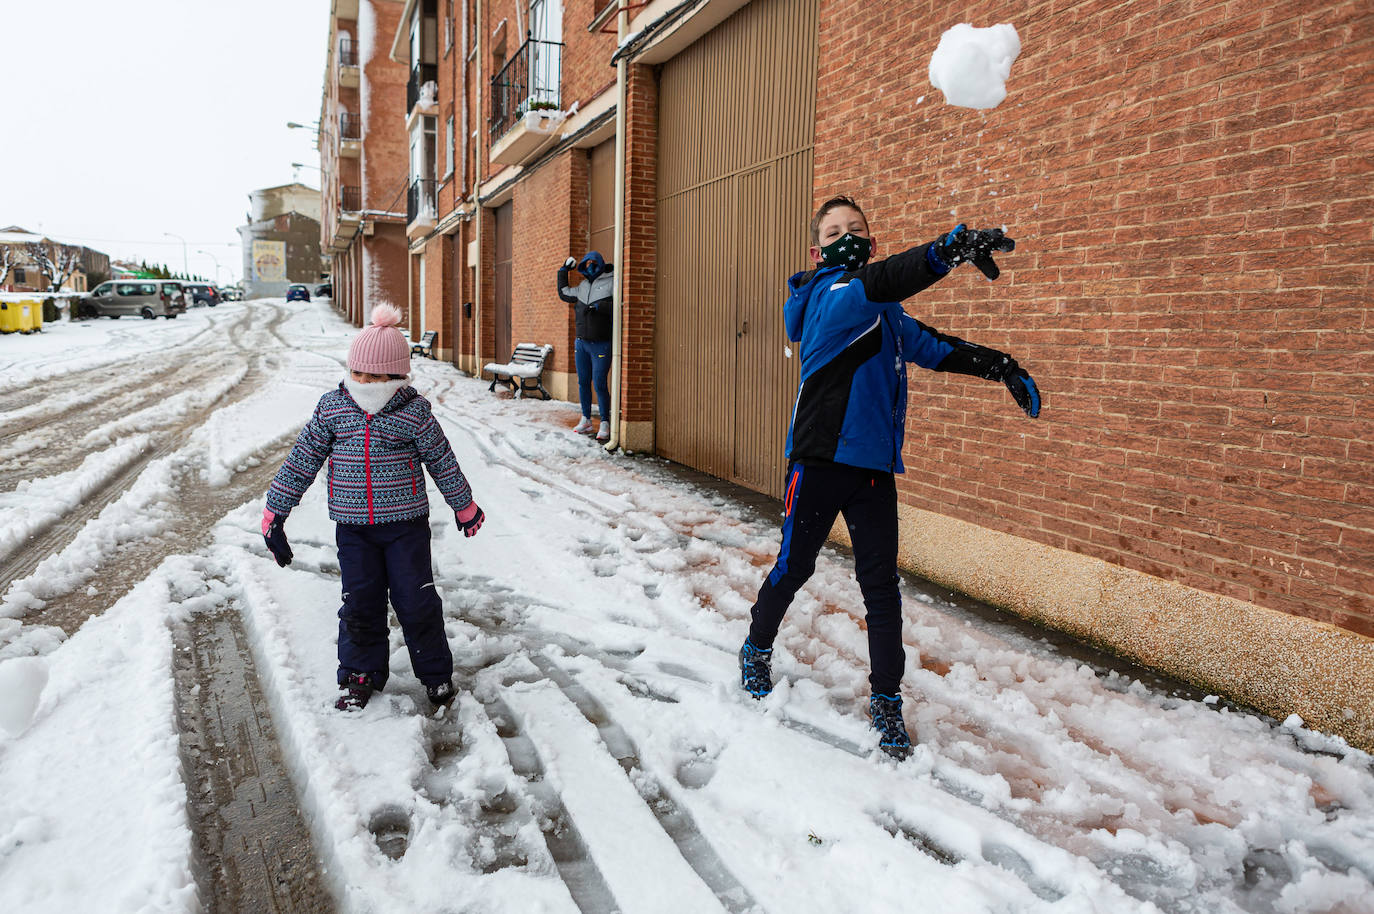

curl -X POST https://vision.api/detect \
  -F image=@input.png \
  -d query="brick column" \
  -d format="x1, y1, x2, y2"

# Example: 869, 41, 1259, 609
619, 63, 658, 450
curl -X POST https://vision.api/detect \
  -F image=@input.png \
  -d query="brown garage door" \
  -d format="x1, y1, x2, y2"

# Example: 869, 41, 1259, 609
655, 0, 816, 497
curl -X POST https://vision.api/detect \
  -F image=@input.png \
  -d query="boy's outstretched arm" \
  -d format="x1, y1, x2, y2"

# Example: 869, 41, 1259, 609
901, 315, 1041, 418
848, 241, 949, 304
851, 225, 1015, 302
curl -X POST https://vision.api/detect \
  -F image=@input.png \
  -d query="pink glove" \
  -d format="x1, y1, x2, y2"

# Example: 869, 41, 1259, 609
456, 502, 485, 538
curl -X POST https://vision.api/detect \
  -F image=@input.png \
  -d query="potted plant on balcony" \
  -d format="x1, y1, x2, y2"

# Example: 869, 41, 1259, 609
520, 100, 565, 134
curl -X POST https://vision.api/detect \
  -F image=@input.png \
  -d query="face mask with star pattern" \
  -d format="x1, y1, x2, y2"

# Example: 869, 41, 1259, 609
819, 232, 871, 270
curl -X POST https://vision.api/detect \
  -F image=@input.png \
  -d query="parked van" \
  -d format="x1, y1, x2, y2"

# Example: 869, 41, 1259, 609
82, 280, 188, 319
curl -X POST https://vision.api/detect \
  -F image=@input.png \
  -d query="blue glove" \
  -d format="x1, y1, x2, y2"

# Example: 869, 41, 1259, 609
1003, 365, 1040, 418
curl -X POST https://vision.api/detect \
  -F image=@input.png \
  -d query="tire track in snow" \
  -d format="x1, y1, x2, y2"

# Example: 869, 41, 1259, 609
172, 573, 333, 913
526, 652, 761, 914
475, 689, 621, 914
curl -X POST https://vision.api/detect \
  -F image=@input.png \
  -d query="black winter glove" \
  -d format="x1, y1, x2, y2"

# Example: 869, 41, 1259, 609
262, 509, 293, 567
936, 341, 1041, 418
933, 224, 1016, 280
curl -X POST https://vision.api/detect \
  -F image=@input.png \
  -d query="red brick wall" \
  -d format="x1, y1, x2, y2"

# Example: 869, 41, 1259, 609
478, 205, 496, 364
355, 0, 410, 322
561, 1, 619, 109
511, 151, 581, 376
620, 63, 658, 424
816, 0, 1373, 634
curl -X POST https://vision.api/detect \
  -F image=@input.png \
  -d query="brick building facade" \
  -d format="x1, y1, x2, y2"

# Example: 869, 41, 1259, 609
321, 0, 1374, 748
322, 0, 411, 328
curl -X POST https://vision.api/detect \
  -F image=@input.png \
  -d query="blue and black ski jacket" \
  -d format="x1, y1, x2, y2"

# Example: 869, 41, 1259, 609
784, 242, 973, 474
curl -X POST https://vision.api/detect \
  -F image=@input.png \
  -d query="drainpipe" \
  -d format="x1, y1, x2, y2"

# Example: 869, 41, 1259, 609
473, 0, 484, 374
605, 0, 629, 453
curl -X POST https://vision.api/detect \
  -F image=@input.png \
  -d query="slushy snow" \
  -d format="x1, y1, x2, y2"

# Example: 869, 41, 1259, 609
1, 302, 1372, 913
928, 23, 1022, 110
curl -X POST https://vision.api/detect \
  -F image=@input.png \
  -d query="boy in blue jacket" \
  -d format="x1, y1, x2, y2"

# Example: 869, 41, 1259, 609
739, 196, 1039, 759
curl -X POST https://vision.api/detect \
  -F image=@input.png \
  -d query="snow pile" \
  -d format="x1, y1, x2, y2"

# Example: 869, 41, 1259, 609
0, 559, 199, 913
0, 657, 47, 735
928, 23, 1022, 110
0, 435, 150, 562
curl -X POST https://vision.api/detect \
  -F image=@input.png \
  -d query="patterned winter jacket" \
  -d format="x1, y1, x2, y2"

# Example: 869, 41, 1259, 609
266, 383, 473, 525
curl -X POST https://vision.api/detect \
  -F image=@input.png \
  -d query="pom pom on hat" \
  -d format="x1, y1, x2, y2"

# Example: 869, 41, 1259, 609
369, 304, 403, 328
349, 303, 411, 375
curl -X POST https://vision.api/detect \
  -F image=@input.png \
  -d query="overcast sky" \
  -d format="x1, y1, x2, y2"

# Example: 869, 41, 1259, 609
0, 0, 332, 286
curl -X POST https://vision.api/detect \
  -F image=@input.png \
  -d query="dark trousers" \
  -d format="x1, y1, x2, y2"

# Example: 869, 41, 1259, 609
575, 337, 612, 420
747, 462, 905, 695
336, 517, 453, 689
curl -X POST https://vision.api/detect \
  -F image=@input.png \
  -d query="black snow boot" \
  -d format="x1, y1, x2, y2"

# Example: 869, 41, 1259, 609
739, 638, 773, 699
869, 693, 913, 760
426, 679, 457, 707
335, 672, 377, 711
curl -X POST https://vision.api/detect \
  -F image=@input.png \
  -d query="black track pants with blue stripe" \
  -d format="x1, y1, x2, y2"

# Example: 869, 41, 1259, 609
747, 461, 905, 696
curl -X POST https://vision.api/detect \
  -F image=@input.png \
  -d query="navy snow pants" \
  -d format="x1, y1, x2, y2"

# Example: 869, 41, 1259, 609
335, 517, 453, 689
747, 461, 905, 696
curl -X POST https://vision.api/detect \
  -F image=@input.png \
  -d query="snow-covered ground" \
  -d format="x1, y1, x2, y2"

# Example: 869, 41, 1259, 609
1, 302, 1371, 914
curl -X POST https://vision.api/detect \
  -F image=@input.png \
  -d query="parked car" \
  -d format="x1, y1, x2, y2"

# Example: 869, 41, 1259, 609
286, 284, 311, 302
82, 280, 187, 319
222, 287, 244, 301
314, 282, 332, 298
181, 282, 220, 307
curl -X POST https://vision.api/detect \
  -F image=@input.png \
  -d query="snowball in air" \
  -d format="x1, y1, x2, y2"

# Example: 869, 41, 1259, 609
928, 23, 1022, 110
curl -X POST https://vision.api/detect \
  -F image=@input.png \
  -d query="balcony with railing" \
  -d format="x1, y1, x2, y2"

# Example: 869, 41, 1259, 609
338, 36, 360, 86
338, 112, 362, 157
488, 36, 566, 166
406, 178, 437, 234
407, 63, 438, 114
332, 185, 363, 251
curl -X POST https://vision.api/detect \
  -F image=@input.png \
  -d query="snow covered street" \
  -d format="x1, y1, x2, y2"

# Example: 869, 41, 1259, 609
1, 300, 1371, 914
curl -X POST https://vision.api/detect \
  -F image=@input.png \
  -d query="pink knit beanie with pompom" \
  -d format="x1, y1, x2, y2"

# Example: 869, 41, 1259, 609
348, 304, 411, 375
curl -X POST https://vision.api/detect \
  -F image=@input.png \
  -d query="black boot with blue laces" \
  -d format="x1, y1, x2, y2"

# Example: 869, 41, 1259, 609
739, 638, 773, 699
870, 693, 913, 760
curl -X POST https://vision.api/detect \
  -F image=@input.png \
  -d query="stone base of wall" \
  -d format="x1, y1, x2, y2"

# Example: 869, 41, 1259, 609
621, 420, 654, 453
543, 369, 574, 403
829, 504, 1374, 752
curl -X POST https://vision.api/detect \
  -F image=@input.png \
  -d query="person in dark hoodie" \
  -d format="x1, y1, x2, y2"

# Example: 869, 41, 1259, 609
558, 251, 615, 441
737, 195, 1039, 760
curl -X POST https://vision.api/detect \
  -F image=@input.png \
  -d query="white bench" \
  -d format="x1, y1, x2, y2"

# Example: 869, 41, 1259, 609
483, 343, 553, 399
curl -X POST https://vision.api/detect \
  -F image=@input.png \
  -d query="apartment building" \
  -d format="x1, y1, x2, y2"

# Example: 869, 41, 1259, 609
327, 0, 1372, 749
321, 0, 412, 327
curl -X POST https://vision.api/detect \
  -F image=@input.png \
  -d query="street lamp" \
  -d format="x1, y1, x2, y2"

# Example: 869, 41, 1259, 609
196, 249, 222, 285
163, 232, 188, 277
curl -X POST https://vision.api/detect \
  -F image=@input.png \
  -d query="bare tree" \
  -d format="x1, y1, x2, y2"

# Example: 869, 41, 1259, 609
23, 240, 84, 292
0, 246, 16, 287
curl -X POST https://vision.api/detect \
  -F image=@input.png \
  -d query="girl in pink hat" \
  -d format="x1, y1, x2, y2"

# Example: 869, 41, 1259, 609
261, 304, 485, 711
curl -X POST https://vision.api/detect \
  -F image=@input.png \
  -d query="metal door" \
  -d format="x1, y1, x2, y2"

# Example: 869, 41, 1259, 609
655, 0, 816, 497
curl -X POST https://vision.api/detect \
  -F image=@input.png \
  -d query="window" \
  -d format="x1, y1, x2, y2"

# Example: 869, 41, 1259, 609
445, 115, 454, 177
410, 115, 438, 183
94, 282, 112, 295
116, 283, 137, 296
13, 268, 25, 284
140, 283, 158, 295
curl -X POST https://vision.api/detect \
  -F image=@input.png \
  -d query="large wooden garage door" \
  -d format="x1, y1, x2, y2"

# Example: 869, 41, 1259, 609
655, 0, 816, 497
